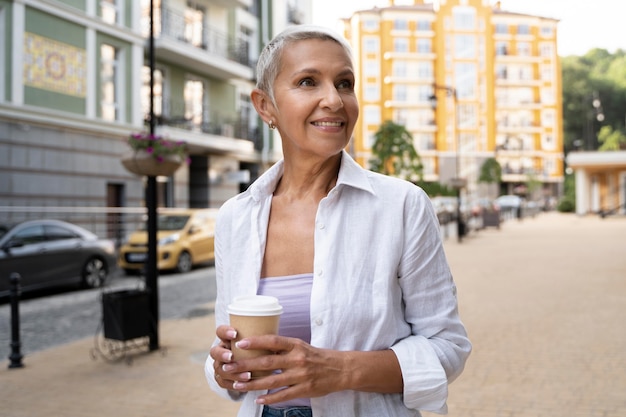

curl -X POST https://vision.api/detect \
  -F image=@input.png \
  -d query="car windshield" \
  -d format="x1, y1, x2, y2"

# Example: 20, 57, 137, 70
157, 215, 190, 231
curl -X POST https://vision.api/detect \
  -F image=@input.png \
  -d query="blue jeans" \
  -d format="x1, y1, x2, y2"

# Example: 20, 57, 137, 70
261, 406, 313, 417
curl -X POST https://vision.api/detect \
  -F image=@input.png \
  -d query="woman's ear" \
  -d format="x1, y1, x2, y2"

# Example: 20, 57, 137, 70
251, 88, 275, 124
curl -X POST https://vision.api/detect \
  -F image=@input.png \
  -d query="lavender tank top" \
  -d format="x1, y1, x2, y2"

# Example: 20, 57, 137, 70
257, 273, 313, 408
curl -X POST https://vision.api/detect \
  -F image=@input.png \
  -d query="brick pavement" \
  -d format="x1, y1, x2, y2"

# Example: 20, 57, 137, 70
2, 212, 625, 417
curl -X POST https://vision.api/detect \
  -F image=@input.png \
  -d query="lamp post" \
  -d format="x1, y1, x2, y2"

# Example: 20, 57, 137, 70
146, 0, 159, 351
429, 84, 465, 243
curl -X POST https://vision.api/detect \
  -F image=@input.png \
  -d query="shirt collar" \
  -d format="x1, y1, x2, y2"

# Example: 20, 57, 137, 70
247, 150, 375, 202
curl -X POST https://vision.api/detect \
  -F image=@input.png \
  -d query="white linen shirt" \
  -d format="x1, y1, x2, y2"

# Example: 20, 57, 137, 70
205, 151, 471, 417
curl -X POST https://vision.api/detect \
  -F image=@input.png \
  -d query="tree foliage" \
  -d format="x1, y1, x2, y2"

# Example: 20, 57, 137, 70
478, 157, 502, 184
369, 120, 424, 183
562, 48, 626, 153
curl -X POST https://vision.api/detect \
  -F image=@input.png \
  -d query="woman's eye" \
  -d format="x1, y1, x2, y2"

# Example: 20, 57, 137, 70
298, 78, 315, 87
337, 79, 354, 90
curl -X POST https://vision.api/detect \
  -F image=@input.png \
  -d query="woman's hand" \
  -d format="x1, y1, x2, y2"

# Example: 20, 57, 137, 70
220, 334, 350, 405
210, 325, 253, 390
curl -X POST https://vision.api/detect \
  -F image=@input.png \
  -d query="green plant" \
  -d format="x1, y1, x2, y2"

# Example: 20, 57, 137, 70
127, 132, 188, 163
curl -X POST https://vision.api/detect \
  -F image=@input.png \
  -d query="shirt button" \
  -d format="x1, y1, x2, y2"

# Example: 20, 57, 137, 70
318, 223, 325, 229
317, 269, 323, 276
314, 318, 323, 326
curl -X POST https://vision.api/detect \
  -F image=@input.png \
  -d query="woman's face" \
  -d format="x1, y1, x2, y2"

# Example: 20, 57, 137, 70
269, 38, 359, 160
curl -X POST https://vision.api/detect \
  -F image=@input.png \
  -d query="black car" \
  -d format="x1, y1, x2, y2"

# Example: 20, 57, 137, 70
0, 219, 117, 297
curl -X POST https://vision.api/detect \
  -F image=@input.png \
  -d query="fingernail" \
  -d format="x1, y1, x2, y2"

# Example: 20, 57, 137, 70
221, 351, 233, 362
235, 340, 250, 349
255, 398, 266, 405
226, 329, 237, 339
239, 372, 252, 381
222, 363, 235, 372
233, 381, 246, 390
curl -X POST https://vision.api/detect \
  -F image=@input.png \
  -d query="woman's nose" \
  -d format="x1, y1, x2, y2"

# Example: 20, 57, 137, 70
320, 84, 344, 111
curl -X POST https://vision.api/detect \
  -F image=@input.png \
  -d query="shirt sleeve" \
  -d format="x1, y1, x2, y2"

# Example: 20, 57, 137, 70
390, 187, 472, 413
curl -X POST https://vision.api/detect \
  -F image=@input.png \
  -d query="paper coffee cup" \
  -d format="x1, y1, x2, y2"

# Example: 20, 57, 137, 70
228, 295, 283, 378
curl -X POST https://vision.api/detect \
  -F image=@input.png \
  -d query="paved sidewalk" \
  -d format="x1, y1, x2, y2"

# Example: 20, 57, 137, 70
2, 212, 625, 416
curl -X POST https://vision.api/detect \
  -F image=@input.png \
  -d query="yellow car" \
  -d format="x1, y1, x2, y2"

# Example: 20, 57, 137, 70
118, 208, 218, 274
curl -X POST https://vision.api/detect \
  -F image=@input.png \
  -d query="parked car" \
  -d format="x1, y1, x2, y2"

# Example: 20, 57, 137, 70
495, 194, 524, 218
0, 219, 116, 297
118, 208, 218, 274
430, 196, 458, 224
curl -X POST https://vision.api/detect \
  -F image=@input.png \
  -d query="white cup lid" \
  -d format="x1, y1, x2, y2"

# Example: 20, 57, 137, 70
227, 295, 283, 316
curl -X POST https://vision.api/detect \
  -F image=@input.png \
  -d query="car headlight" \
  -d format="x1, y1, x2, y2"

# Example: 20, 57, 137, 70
159, 233, 180, 246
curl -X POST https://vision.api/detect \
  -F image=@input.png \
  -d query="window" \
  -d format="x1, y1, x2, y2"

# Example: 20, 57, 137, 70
393, 85, 408, 102
541, 64, 553, 81
540, 43, 554, 57
364, 105, 381, 126
184, 78, 205, 126
142, 66, 163, 121
541, 26, 553, 37
393, 61, 407, 77
417, 62, 433, 79
14, 225, 45, 245
496, 42, 508, 56
495, 23, 508, 34
364, 60, 379, 77
185, 3, 206, 47
458, 104, 477, 128
45, 225, 79, 241
364, 84, 379, 101
101, 44, 119, 121
517, 24, 530, 35
363, 37, 379, 53
453, 6, 476, 30
417, 20, 430, 31
363, 19, 379, 31
394, 19, 408, 31
517, 42, 531, 56
394, 38, 409, 53
417, 38, 431, 53
454, 34, 475, 58
496, 64, 508, 80
455, 62, 476, 99
101, 0, 120, 24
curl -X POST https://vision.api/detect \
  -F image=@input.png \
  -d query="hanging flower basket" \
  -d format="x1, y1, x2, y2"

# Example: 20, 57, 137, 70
121, 132, 188, 177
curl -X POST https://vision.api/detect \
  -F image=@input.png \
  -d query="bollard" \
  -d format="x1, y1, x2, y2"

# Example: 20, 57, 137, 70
8, 273, 24, 369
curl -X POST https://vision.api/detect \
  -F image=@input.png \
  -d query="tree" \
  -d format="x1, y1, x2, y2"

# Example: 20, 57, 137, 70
478, 157, 502, 184
598, 125, 626, 151
369, 120, 423, 183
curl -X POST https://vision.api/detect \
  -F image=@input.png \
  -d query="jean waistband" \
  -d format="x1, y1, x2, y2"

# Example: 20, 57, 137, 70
262, 405, 313, 417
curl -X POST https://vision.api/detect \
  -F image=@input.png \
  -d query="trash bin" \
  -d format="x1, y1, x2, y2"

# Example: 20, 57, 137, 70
102, 289, 151, 341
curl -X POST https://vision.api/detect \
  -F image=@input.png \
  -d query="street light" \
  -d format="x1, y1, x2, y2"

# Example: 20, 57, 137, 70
429, 84, 465, 243
584, 91, 604, 150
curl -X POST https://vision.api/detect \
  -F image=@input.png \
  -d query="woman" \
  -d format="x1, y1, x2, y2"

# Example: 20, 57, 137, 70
205, 25, 471, 417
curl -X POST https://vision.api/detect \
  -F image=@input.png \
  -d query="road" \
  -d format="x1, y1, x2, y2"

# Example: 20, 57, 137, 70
0, 266, 216, 362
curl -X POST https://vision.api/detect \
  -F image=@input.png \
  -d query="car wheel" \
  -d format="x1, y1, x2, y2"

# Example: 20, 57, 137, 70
175, 251, 193, 273
83, 257, 108, 288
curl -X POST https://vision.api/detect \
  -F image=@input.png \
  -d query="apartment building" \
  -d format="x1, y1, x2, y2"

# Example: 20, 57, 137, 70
341, 0, 563, 201
0, 0, 310, 227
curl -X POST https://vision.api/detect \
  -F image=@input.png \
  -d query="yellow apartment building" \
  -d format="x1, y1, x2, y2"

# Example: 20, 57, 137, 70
341, 0, 563, 202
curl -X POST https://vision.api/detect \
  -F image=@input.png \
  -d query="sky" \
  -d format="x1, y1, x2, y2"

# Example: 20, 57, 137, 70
311, 0, 626, 56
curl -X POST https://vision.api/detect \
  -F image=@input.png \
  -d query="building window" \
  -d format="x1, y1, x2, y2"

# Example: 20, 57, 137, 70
417, 62, 433, 79
517, 42, 531, 56
541, 25, 553, 37
363, 37, 379, 53
496, 41, 508, 56
417, 19, 430, 31
185, 3, 206, 48
364, 84, 380, 101
541, 64, 554, 81
364, 59, 379, 77
363, 19, 379, 31
540, 43, 554, 57
394, 38, 409, 52
142, 66, 164, 122
364, 105, 381, 126
101, 44, 119, 121
417, 38, 431, 53
458, 104, 477, 128
453, 6, 476, 30
184, 78, 205, 127
455, 62, 476, 99
495, 23, 508, 34
496, 64, 508, 80
394, 19, 408, 31
393, 85, 408, 102
101, 0, 120, 24
517, 24, 530, 35
393, 61, 407, 77
454, 34, 475, 58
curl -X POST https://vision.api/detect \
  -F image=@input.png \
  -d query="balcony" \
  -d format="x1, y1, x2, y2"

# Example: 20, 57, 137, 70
142, 7, 254, 81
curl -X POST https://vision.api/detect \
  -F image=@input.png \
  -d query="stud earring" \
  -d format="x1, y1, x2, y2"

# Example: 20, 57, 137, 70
268, 120, 275, 130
